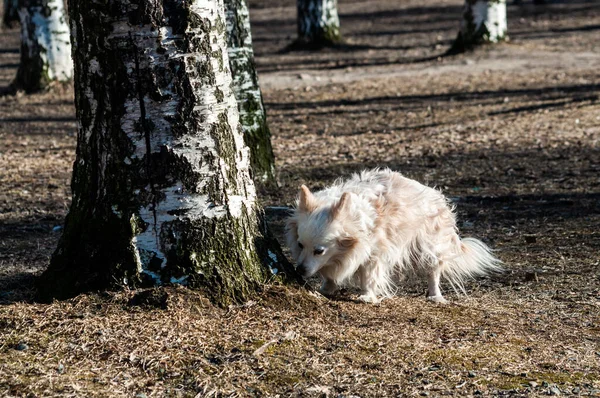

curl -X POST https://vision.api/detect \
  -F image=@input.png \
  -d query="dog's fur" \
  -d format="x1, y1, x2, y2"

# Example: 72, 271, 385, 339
285, 169, 501, 303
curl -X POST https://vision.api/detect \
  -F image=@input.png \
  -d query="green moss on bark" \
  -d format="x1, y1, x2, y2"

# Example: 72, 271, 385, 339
244, 121, 276, 184
162, 209, 267, 306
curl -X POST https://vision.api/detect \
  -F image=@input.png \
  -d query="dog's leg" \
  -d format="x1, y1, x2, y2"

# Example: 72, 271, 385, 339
319, 278, 338, 296
427, 266, 448, 304
357, 262, 381, 304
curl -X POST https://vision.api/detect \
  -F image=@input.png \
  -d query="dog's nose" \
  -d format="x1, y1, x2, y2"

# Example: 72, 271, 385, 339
296, 263, 307, 277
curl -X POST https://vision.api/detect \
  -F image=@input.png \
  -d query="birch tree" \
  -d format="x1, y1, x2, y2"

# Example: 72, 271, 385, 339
37, 0, 295, 304
449, 0, 507, 54
3, 0, 19, 28
296, 0, 341, 48
13, 0, 72, 92
225, 0, 276, 186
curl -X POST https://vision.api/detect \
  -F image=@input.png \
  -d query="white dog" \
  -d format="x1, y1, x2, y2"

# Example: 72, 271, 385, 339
285, 169, 501, 303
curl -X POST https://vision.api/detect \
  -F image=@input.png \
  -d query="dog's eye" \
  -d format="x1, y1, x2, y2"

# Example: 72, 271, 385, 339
313, 248, 325, 256
298, 242, 304, 249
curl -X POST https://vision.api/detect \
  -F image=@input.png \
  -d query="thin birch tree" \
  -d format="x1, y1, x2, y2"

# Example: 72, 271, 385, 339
449, 0, 507, 54
13, 0, 72, 92
3, 0, 19, 28
296, 0, 341, 48
225, 0, 276, 186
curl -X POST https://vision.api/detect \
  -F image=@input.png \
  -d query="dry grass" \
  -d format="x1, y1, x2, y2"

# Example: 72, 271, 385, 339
1, 0, 600, 396
1, 284, 599, 397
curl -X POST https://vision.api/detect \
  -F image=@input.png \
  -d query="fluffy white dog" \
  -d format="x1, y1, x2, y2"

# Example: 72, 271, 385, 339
285, 169, 501, 303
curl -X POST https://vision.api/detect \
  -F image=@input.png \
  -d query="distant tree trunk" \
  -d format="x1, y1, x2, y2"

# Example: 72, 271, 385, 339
13, 0, 72, 92
225, 0, 276, 187
3, 0, 19, 28
296, 0, 341, 48
37, 0, 296, 304
449, 0, 507, 54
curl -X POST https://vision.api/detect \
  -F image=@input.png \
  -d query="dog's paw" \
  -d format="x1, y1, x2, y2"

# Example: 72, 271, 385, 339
318, 289, 336, 298
358, 294, 381, 304
319, 281, 338, 297
427, 295, 449, 304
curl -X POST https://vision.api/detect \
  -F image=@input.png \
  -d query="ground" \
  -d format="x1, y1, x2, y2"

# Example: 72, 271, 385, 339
1, 0, 599, 396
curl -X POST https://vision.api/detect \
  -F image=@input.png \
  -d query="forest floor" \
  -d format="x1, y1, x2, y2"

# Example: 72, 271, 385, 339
1, 0, 600, 396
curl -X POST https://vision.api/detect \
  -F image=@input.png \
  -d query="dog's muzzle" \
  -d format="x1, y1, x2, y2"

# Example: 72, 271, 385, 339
296, 263, 309, 278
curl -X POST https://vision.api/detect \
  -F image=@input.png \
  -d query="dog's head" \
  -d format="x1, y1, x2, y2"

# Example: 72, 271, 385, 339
285, 185, 358, 278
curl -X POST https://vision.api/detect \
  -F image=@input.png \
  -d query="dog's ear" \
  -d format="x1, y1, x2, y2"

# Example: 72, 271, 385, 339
299, 185, 316, 212
285, 218, 298, 235
330, 192, 351, 221
285, 218, 300, 256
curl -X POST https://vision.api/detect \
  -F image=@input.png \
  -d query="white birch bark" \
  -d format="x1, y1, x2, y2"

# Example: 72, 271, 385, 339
225, 0, 276, 184
451, 0, 507, 53
297, 0, 341, 46
39, 0, 295, 304
15, 0, 72, 92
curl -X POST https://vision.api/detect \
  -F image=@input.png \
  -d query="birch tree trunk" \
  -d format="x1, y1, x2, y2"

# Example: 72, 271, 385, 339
14, 0, 72, 92
37, 0, 295, 304
449, 0, 507, 54
3, 0, 19, 28
296, 0, 341, 48
225, 0, 276, 186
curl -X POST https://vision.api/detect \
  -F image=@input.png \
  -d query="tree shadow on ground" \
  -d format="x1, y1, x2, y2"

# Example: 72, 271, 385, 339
0, 273, 37, 305
257, 53, 444, 73
277, 142, 600, 221
277, 40, 454, 54
0, 116, 77, 123
252, 0, 600, 73
0, 218, 64, 304
488, 95, 598, 115
269, 82, 600, 114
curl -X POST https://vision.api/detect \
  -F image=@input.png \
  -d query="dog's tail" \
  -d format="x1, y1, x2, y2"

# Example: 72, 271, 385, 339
441, 237, 502, 293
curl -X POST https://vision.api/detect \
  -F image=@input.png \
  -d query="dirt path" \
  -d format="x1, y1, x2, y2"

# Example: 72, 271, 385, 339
251, 0, 600, 90
259, 47, 600, 90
